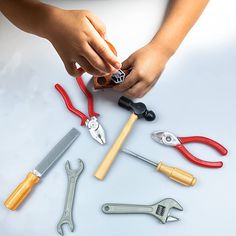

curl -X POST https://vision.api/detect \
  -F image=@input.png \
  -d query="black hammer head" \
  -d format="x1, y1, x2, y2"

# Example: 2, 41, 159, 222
118, 96, 156, 121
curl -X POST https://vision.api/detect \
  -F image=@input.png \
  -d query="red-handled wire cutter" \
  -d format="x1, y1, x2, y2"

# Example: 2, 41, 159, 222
151, 131, 228, 168
55, 76, 106, 145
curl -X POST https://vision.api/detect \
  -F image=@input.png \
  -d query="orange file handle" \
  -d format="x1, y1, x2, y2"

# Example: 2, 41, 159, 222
4, 172, 40, 210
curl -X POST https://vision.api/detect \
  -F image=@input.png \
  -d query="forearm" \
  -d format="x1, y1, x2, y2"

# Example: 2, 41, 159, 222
0, 0, 56, 38
151, 0, 209, 57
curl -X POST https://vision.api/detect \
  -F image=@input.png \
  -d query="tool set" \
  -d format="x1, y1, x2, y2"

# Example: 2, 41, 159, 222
55, 76, 106, 145
151, 131, 228, 168
4, 128, 80, 210
122, 149, 196, 186
102, 198, 183, 224
57, 159, 84, 236
3, 64, 229, 233
95, 96, 156, 180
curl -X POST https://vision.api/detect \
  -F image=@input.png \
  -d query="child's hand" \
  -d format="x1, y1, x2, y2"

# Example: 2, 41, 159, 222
46, 9, 121, 77
114, 43, 171, 98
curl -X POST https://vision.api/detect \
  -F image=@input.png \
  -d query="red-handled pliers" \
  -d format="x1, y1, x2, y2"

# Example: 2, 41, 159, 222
55, 76, 106, 145
151, 131, 228, 168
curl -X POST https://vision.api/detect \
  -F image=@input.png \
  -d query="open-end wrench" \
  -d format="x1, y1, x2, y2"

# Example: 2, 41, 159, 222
57, 159, 84, 236
102, 198, 183, 224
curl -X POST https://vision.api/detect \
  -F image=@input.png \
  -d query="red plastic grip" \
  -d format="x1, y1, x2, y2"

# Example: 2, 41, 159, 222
175, 144, 223, 168
55, 84, 88, 126
76, 76, 99, 118
179, 136, 228, 156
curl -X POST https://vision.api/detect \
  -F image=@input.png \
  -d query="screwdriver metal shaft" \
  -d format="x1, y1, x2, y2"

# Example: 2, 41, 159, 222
121, 148, 196, 187
122, 149, 157, 167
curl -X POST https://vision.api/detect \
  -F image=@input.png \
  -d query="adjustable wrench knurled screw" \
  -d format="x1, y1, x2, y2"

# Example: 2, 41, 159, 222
57, 159, 84, 236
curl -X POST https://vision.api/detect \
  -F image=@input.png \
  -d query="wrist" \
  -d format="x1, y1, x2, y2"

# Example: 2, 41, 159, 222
29, 2, 61, 39
149, 36, 177, 60
23, 1, 61, 39
147, 40, 174, 65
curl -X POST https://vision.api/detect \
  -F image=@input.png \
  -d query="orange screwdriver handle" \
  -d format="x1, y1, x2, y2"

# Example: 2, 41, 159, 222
4, 172, 40, 210
157, 162, 197, 186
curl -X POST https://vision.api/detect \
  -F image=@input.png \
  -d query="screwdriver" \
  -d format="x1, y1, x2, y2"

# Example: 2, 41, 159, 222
122, 149, 196, 186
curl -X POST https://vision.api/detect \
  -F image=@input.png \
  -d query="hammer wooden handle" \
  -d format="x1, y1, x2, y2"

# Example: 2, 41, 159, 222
95, 113, 138, 180
4, 172, 40, 210
157, 162, 197, 186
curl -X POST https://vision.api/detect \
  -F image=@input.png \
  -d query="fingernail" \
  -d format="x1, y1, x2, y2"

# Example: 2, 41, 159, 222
115, 62, 121, 69
111, 69, 118, 74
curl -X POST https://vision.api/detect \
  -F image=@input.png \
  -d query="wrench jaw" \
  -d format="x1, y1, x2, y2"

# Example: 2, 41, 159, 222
65, 159, 84, 177
57, 216, 74, 236
166, 215, 180, 223
153, 198, 183, 224
57, 224, 64, 236
57, 217, 74, 236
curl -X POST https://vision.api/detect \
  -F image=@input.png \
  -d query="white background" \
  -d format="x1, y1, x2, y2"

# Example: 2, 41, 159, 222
0, 0, 236, 235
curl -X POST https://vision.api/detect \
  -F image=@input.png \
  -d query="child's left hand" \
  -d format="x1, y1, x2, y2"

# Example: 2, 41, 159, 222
114, 42, 171, 98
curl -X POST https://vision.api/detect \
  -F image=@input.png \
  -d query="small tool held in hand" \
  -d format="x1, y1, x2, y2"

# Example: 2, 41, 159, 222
102, 198, 183, 224
4, 128, 80, 211
151, 131, 228, 168
55, 76, 106, 145
57, 159, 84, 236
93, 41, 128, 89
94, 96, 156, 180
122, 149, 196, 186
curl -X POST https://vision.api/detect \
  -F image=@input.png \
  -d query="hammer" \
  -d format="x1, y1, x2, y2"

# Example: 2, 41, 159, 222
94, 96, 156, 180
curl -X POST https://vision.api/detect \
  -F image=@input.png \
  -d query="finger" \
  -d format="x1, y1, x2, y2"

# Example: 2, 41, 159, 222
130, 78, 158, 98
88, 31, 121, 70
63, 60, 78, 77
138, 84, 153, 97
76, 56, 106, 76
77, 67, 85, 77
121, 56, 134, 70
82, 43, 114, 73
125, 81, 148, 98
113, 69, 138, 92
86, 13, 107, 38
140, 76, 160, 96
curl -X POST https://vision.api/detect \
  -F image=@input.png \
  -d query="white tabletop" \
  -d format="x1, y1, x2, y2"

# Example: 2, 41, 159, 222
0, 0, 236, 235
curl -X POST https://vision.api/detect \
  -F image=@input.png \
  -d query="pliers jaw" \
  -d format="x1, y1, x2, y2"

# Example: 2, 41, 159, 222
151, 131, 180, 146
86, 117, 106, 145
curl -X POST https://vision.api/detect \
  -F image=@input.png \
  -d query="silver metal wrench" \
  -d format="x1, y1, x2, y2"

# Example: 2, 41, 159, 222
57, 159, 84, 235
102, 198, 183, 224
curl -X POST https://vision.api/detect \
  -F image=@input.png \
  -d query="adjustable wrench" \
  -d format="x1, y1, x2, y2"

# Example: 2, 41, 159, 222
102, 198, 183, 224
57, 159, 84, 235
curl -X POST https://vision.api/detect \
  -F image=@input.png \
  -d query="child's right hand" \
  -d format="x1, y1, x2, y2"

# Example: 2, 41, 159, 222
45, 9, 121, 77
